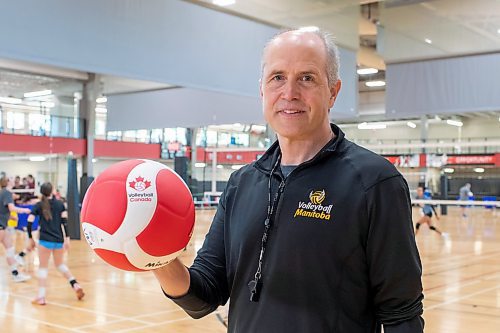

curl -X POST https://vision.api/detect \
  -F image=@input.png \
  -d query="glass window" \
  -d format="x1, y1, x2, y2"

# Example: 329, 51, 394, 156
95, 118, 106, 136
136, 129, 149, 142
218, 132, 231, 146
206, 130, 218, 146
164, 128, 187, 145
6, 112, 24, 130
233, 133, 249, 146
29, 113, 51, 133
107, 131, 122, 140
151, 129, 163, 143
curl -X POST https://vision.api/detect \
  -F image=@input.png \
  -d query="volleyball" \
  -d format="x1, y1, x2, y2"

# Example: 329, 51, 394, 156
81, 159, 195, 271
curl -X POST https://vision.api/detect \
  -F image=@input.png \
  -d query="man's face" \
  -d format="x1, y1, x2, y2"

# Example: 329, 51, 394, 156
417, 188, 424, 196
260, 31, 341, 141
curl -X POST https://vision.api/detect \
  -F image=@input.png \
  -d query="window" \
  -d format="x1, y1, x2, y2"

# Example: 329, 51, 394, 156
29, 113, 50, 133
6, 112, 24, 130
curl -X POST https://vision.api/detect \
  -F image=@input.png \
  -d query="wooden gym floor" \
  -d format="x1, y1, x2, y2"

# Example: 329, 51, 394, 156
1, 206, 499, 332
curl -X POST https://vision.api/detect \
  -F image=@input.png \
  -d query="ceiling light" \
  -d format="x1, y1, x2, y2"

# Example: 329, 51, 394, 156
41, 101, 55, 108
446, 119, 463, 127
92, 158, 98, 163
251, 124, 267, 133
365, 80, 386, 87
216, 164, 223, 169
95, 107, 107, 114
497, 28, 500, 34
357, 68, 379, 75
96, 96, 107, 104
195, 162, 206, 168
443, 168, 454, 173
231, 165, 245, 170
24, 90, 52, 98
406, 121, 417, 128
0, 97, 22, 104
212, 0, 235, 6
29, 156, 46, 162
358, 122, 387, 130
425, 38, 432, 44
473, 168, 485, 173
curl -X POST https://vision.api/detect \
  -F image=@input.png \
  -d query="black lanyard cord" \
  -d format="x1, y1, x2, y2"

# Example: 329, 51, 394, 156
248, 155, 282, 302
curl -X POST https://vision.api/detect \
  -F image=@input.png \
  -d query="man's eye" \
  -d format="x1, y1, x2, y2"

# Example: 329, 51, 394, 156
301, 75, 314, 82
272, 75, 285, 81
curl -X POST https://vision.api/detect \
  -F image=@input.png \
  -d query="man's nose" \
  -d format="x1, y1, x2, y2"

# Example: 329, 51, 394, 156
281, 80, 300, 100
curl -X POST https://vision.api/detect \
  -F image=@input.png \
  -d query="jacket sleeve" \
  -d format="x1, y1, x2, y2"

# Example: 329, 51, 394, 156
169, 188, 230, 319
365, 175, 424, 332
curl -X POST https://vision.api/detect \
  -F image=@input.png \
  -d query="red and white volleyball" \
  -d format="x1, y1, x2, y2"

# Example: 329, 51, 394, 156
81, 159, 195, 271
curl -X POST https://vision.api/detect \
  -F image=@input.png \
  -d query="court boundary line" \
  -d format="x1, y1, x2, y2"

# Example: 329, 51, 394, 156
425, 284, 500, 310
1, 290, 150, 324
73, 308, 183, 330
0, 308, 81, 333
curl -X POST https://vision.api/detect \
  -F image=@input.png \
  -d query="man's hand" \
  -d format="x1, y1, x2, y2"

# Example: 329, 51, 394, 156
152, 258, 190, 298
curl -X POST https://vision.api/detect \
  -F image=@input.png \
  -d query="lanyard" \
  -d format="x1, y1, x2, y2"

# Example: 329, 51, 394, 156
248, 155, 284, 302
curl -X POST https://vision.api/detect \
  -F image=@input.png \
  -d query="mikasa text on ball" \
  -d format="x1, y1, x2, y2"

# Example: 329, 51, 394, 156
81, 159, 195, 271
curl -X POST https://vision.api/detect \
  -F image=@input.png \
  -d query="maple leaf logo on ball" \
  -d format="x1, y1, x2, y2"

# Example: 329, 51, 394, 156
129, 176, 152, 192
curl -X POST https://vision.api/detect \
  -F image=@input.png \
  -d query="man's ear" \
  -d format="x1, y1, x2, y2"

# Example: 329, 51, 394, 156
259, 78, 263, 98
329, 79, 342, 108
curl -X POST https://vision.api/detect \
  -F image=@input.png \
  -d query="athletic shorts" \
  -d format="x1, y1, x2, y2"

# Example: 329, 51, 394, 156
39, 240, 64, 250
424, 211, 433, 218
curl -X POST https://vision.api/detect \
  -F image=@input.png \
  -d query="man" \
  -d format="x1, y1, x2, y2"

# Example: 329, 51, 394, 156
153, 28, 424, 332
459, 183, 472, 218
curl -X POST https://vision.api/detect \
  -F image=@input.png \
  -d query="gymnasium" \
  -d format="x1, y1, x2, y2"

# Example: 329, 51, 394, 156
0, 0, 499, 332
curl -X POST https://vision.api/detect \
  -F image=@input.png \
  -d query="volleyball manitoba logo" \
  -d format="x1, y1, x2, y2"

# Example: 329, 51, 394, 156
310, 190, 326, 205
294, 189, 333, 221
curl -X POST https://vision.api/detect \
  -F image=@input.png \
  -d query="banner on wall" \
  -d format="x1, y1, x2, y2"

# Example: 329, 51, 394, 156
445, 154, 496, 165
384, 153, 499, 168
384, 154, 420, 167
426, 154, 448, 168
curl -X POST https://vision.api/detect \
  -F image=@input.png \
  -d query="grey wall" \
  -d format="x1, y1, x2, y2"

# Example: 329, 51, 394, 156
386, 53, 500, 117
107, 87, 263, 130
1, 0, 358, 129
0, 0, 275, 97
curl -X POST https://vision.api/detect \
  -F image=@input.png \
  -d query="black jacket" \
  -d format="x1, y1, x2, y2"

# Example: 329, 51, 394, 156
171, 124, 424, 332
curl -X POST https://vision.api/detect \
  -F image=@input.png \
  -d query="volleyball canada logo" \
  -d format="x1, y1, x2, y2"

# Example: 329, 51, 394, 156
294, 190, 333, 221
129, 176, 151, 192
128, 176, 154, 202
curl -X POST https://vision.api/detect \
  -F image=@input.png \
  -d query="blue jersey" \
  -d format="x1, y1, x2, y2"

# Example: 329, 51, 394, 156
416, 194, 433, 215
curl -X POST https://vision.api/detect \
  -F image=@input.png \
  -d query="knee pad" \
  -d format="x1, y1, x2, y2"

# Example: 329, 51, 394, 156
6, 247, 15, 258
57, 264, 69, 274
430, 226, 436, 231
37, 268, 48, 279
415, 223, 421, 230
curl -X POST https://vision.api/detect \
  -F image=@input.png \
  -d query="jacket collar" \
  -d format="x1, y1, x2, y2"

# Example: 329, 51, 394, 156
254, 123, 346, 173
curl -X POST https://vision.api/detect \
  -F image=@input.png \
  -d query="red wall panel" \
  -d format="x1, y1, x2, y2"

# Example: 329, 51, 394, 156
94, 140, 160, 159
0, 134, 86, 155
0, 134, 160, 159
195, 147, 265, 164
